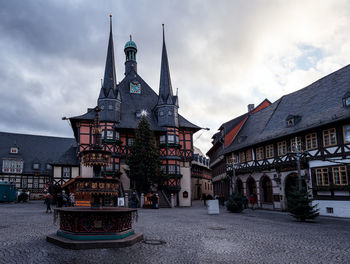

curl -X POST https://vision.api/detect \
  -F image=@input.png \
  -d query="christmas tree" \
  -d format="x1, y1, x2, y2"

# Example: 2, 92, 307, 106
287, 187, 319, 222
126, 115, 162, 194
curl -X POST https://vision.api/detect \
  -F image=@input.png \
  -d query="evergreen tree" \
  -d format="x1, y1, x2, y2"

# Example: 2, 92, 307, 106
126, 115, 162, 194
226, 192, 243, 213
287, 187, 319, 222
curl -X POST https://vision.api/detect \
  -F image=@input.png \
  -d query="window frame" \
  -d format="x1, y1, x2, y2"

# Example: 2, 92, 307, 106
290, 137, 302, 152
315, 168, 329, 186
256, 147, 264, 160
323, 128, 337, 147
239, 151, 246, 163
265, 144, 274, 159
332, 166, 348, 186
343, 125, 350, 144
277, 141, 287, 156
305, 133, 318, 150
246, 149, 252, 162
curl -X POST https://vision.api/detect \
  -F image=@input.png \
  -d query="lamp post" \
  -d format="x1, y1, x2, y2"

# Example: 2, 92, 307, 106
290, 137, 305, 191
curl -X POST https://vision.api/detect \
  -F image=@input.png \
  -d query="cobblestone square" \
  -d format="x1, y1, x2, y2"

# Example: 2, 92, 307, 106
0, 201, 349, 264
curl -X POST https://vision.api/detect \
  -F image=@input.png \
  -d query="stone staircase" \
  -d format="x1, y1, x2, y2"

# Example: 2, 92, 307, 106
157, 190, 171, 208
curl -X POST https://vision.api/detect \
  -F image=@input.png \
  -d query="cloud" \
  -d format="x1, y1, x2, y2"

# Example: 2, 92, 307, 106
1, 0, 350, 155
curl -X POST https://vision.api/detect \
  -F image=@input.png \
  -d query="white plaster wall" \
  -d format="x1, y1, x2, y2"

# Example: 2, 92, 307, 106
179, 165, 191, 206
309, 159, 350, 168
72, 167, 79, 178
53, 167, 61, 179
313, 200, 350, 218
80, 164, 93, 178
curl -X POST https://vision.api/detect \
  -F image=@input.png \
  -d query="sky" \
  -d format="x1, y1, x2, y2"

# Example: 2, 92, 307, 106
1, 0, 350, 155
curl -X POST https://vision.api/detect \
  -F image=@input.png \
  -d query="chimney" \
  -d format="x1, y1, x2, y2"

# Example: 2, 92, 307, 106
248, 104, 255, 112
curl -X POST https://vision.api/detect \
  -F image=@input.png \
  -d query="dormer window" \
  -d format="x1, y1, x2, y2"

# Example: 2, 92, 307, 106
342, 92, 350, 107
33, 163, 40, 170
286, 115, 301, 127
10, 147, 18, 154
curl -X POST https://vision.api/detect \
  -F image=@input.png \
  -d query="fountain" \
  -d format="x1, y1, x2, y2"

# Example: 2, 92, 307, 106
47, 107, 143, 249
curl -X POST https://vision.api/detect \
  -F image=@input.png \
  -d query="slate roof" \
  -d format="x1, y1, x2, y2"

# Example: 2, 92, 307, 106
70, 24, 200, 135
222, 64, 350, 155
0, 132, 77, 175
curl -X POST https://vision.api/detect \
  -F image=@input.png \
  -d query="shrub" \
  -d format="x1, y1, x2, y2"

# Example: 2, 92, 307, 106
226, 193, 243, 213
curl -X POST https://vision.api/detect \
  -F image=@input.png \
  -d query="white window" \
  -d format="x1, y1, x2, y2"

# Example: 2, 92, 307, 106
46, 164, 52, 170
176, 135, 180, 144
168, 135, 175, 144
10, 147, 18, 154
106, 130, 113, 139
128, 138, 134, 146
115, 131, 120, 140
33, 178, 39, 189
22, 178, 28, 188
160, 135, 166, 144
33, 163, 40, 170
63, 167, 71, 178
2, 159, 24, 174
168, 165, 176, 174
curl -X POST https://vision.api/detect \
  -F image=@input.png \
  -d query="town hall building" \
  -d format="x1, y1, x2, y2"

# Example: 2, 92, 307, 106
68, 17, 200, 206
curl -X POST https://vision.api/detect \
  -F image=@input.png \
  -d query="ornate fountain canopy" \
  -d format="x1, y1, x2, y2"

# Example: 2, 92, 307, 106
80, 149, 111, 167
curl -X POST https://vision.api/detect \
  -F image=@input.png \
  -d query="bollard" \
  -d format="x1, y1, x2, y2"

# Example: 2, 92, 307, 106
140, 193, 144, 208
170, 193, 175, 208
124, 193, 129, 208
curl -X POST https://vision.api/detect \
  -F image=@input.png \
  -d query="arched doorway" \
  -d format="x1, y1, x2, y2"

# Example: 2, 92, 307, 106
246, 177, 256, 197
260, 176, 272, 203
285, 173, 307, 202
236, 178, 243, 194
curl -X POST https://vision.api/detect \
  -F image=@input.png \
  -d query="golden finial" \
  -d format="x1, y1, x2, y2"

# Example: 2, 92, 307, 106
109, 14, 112, 18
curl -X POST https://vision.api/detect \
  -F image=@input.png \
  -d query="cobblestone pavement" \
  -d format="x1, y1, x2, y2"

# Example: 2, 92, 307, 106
0, 201, 350, 264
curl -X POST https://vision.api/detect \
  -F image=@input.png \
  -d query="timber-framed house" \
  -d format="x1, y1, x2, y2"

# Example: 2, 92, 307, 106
217, 65, 350, 217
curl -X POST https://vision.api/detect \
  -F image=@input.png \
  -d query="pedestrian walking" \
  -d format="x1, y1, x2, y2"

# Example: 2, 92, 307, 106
202, 193, 207, 206
45, 193, 53, 213
249, 194, 256, 210
69, 192, 75, 207
62, 191, 68, 207
242, 195, 248, 209
152, 193, 158, 209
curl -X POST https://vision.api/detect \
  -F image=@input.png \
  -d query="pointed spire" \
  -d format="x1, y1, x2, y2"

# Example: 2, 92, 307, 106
158, 24, 174, 103
102, 14, 117, 94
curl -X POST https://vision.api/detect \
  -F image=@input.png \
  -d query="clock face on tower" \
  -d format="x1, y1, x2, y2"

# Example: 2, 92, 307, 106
129, 81, 141, 94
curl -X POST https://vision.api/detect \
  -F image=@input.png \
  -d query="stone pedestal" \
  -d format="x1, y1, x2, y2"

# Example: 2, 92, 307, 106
47, 207, 143, 249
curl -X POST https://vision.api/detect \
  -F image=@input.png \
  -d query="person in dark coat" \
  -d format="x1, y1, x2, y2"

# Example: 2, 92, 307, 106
45, 193, 53, 213
152, 193, 158, 209
202, 193, 207, 206
242, 195, 248, 209
130, 192, 138, 208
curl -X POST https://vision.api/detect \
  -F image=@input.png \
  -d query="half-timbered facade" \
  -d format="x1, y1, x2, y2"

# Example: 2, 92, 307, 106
221, 65, 350, 217
0, 132, 78, 199
207, 100, 271, 200
68, 19, 200, 206
191, 147, 212, 200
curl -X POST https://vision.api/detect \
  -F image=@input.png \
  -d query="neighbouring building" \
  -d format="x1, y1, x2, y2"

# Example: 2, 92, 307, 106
207, 100, 271, 200
68, 18, 200, 206
191, 146, 212, 200
0, 132, 79, 199
216, 65, 350, 217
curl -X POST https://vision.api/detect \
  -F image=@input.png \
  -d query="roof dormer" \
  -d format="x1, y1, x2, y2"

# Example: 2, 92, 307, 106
286, 115, 302, 127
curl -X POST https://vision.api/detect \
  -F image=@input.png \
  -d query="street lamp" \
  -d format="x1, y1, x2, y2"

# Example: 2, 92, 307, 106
288, 137, 308, 191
